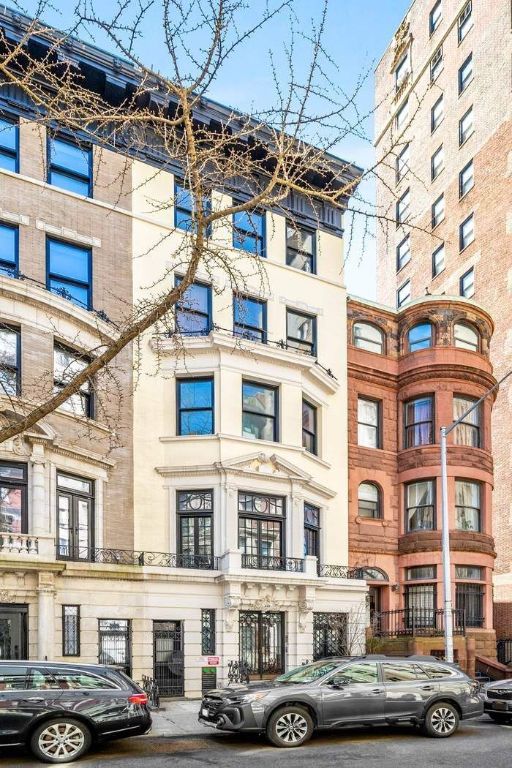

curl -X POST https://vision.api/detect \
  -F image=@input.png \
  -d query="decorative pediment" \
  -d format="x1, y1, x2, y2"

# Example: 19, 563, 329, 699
215, 452, 312, 482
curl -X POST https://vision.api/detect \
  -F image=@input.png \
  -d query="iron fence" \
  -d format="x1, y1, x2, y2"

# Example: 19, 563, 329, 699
141, 675, 160, 709
372, 608, 465, 638
497, 639, 512, 666
241, 554, 304, 572
318, 564, 361, 579
56, 546, 219, 570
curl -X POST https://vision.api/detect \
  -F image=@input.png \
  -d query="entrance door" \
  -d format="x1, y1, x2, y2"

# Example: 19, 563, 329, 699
0, 605, 27, 660
239, 611, 284, 679
56, 473, 94, 560
313, 613, 348, 660
153, 621, 184, 697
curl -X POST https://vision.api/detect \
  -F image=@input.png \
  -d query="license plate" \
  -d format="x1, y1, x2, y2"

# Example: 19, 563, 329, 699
493, 701, 508, 711
201, 708, 209, 717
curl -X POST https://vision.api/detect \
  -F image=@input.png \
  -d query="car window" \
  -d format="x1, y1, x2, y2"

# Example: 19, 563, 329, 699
275, 660, 342, 683
329, 663, 378, 685
382, 663, 426, 683
0, 666, 28, 690
29, 667, 118, 690
29, 669, 61, 690
420, 663, 455, 680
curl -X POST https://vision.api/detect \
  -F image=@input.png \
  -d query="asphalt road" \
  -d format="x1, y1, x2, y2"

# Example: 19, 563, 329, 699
1, 717, 509, 767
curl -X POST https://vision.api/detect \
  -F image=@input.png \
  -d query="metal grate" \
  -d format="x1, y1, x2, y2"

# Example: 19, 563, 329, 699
313, 613, 348, 660
62, 605, 80, 656
153, 620, 184, 697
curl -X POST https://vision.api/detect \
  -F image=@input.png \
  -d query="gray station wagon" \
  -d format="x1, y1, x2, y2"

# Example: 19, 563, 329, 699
199, 655, 483, 748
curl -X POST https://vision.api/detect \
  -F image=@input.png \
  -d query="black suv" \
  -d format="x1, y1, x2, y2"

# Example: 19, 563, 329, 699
0, 661, 151, 763
199, 655, 483, 748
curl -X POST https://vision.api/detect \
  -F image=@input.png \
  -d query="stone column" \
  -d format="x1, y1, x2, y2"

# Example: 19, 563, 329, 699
37, 572, 56, 660
29, 441, 48, 537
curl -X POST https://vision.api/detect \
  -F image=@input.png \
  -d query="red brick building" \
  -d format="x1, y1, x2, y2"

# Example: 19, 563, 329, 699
347, 295, 496, 664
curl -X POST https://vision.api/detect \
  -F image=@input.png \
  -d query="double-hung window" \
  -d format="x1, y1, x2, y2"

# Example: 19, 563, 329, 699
174, 180, 211, 234
286, 222, 315, 273
431, 194, 445, 228
459, 106, 474, 145
0, 116, 18, 172
431, 145, 444, 180
453, 395, 480, 447
397, 279, 411, 308
0, 223, 18, 277
459, 213, 474, 250
455, 479, 480, 531
233, 295, 266, 342
395, 99, 409, 131
177, 490, 214, 568
430, 46, 443, 81
458, 54, 473, 94
454, 323, 479, 351
432, 243, 445, 277
358, 483, 381, 519
396, 144, 410, 183
233, 208, 265, 256
460, 267, 475, 298
353, 323, 384, 354
395, 52, 410, 90
302, 399, 317, 455
48, 136, 92, 196
175, 277, 211, 335
286, 309, 316, 356
396, 188, 410, 226
54, 344, 93, 419
238, 491, 285, 569
408, 322, 433, 352
404, 395, 434, 448
357, 398, 380, 448
396, 235, 411, 271
0, 462, 27, 534
431, 95, 444, 133
406, 480, 435, 531
304, 503, 320, 559
177, 377, 214, 435
458, 2, 472, 42
459, 160, 474, 198
429, 1, 442, 35
242, 380, 278, 441
0, 325, 20, 397
47, 238, 92, 310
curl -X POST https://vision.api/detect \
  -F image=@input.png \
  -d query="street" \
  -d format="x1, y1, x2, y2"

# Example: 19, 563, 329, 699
0, 717, 509, 767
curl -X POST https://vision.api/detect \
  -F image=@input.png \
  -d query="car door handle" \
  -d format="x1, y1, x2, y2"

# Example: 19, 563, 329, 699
19, 698, 44, 703
371, 688, 383, 694
421, 685, 434, 691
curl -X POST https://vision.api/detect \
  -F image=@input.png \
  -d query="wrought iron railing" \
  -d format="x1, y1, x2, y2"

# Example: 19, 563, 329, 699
141, 675, 161, 709
497, 639, 512, 666
241, 554, 304, 572
371, 608, 466, 638
56, 546, 219, 570
227, 660, 251, 685
318, 564, 362, 579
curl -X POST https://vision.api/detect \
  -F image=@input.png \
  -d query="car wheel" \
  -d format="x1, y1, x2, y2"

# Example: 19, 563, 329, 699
488, 713, 512, 724
30, 718, 92, 764
422, 702, 459, 738
266, 706, 314, 748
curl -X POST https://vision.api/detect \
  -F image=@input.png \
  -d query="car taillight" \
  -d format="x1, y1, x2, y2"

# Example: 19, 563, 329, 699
129, 693, 148, 705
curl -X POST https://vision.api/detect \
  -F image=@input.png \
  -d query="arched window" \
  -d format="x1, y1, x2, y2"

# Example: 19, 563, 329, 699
353, 322, 384, 354
454, 322, 479, 351
408, 322, 433, 352
358, 483, 382, 519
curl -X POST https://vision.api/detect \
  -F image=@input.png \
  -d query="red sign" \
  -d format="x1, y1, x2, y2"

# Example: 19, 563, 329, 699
207, 656, 220, 666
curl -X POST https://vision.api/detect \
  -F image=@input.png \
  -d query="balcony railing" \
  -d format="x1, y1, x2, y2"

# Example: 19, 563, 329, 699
56, 546, 219, 570
0, 533, 39, 555
241, 554, 304, 572
318, 564, 362, 579
372, 608, 466, 638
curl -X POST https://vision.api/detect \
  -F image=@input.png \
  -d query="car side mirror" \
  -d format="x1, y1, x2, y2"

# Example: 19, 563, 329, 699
326, 679, 344, 689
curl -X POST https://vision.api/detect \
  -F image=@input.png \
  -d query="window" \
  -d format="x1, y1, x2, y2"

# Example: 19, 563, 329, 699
177, 490, 214, 568
242, 380, 278, 441
382, 663, 426, 683
0, 665, 28, 690
397, 279, 411, 308
177, 377, 214, 436
201, 609, 216, 654
358, 482, 381, 519
396, 235, 411, 271
233, 208, 265, 256
396, 143, 410, 183
458, 2, 473, 42
395, 52, 411, 89
406, 480, 435, 531
286, 309, 316, 356
174, 180, 211, 234
459, 213, 474, 250
286, 222, 315, 273
431, 194, 445, 228
456, 583, 483, 627
353, 322, 384, 354
30, 667, 117, 690
395, 99, 409, 131
48, 136, 92, 196
459, 160, 474, 198
408, 322, 433, 352
458, 54, 473, 94
406, 565, 436, 580
62, 605, 80, 656
0, 222, 18, 277
431, 95, 444, 132
430, 46, 443, 81
421, 663, 457, 679
0, 325, 20, 396
453, 395, 480, 447
0, 115, 18, 172
54, 344, 92, 419
455, 565, 482, 580
404, 584, 436, 625
460, 267, 474, 298
357, 398, 380, 448
459, 106, 474, 145
56, 472, 94, 561
304, 503, 320, 559
302, 399, 317, 454
98, 619, 131, 676
454, 323, 479, 351
0, 462, 27, 534
47, 238, 92, 310
234, 295, 266, 342
429, 1, 442, 34
431, 145, 444, 180
238, 491, 285, 568
175, 277, 211, 335
396, 188, 410, 226
455, 479, 480, 531
330, 663, 378, 686
432, 243, 445, 277
404, 396, 434, 448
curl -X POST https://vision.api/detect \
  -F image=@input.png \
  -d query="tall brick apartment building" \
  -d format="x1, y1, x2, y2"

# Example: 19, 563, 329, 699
374, 0, 512, 637
347, 295, 497, 668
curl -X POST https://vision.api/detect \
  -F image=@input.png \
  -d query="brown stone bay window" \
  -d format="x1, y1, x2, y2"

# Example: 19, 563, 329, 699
406, 480, 435, 532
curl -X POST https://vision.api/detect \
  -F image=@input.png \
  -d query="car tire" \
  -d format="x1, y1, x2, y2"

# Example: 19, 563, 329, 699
422, 702, 459, 738
29, 718, 92, 764
488, 713, 512, 724
266, 705, 314, 748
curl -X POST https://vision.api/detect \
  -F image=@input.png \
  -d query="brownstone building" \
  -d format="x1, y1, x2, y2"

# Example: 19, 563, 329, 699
347, 294, 496, 667
374, 0, 512, 638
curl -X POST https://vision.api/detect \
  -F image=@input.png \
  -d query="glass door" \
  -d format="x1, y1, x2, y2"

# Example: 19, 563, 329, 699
56, 473, 94, 560
0, 605, 27, 659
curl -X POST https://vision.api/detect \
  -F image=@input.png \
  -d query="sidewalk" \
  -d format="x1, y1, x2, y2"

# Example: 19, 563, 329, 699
146, 699, 209, 738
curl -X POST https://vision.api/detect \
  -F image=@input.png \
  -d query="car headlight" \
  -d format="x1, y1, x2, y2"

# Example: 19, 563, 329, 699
230, 691, 269, 704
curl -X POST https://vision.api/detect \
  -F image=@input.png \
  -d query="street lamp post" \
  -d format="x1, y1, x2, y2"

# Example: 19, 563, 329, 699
440, 369, 512, 663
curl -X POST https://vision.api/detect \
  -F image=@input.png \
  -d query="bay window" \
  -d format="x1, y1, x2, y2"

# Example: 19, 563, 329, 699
406, 480, 435, 531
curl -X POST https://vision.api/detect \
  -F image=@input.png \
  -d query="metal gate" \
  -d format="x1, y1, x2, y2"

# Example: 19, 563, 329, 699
98, 619, 131, 676
239, 611, 284, 679
153, 621, 184, 697
313, 613, 348, 660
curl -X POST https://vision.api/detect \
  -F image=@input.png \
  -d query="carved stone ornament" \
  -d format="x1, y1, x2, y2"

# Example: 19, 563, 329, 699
390, 18, 411, 72
0, 589, 17, 603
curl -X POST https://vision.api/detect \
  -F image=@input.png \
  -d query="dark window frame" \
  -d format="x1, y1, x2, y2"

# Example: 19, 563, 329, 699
286, 308, 317, 356
431, 194, 445, 229
455, 478, 481, 532
47, 134, 92, 197
46, 237, 92, 311
432, 243, 445, 278
459, 160, 474, 199
0, 221, 19, 278
286, 220, 316, 273
62, 605, 81, 656
457, 1, 473, 43
458, 53, 473, 94
460, 267, 474, 298
174, 275, 212, 336
453, 323, 479, 352
176, 489, 214, 568
53, 342, 94, 420
396, 188, 410, 227
233, 294, 267, 343
429, 0, 442, 35
453, 394, 481, 447
459, 106, 474, 146
405, 479, 436, 532
431, 94, 444, 133
459, 212, 475, 251
56, 471, 95, 561
396, 143, 410, 183
201, 608, 216, 655
357, 482, 382, 519
302, 398, 317, 455
396, 234, 411, 272
397, 279, 411, 308
176, 376, 214, 436
430, 46, 443, 82
357, 396, 381, 449
0, 323, 21, 397
353, 322, 385, 354
408, 322, 434, 352
0, 113, 19, 173
174, 179, 211, 235
456, 581, 483, 627
98, 618, 131, 677
431, 144, 444, 180
242, 379, 279, 442
304, 502, 320, 559
403, 395, 434, 448
232, 206, 266, 257
0, 460, 28, 534
238, 491, 286, 564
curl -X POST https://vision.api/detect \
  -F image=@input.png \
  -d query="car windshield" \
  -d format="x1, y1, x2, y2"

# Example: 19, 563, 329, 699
274, 660, 342, 684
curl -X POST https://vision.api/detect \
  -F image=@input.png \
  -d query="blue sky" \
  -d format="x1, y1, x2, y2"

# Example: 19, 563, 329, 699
14, 0, 411, 299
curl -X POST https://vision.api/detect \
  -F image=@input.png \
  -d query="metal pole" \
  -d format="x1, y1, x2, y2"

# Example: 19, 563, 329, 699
440, 426, 454, 663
